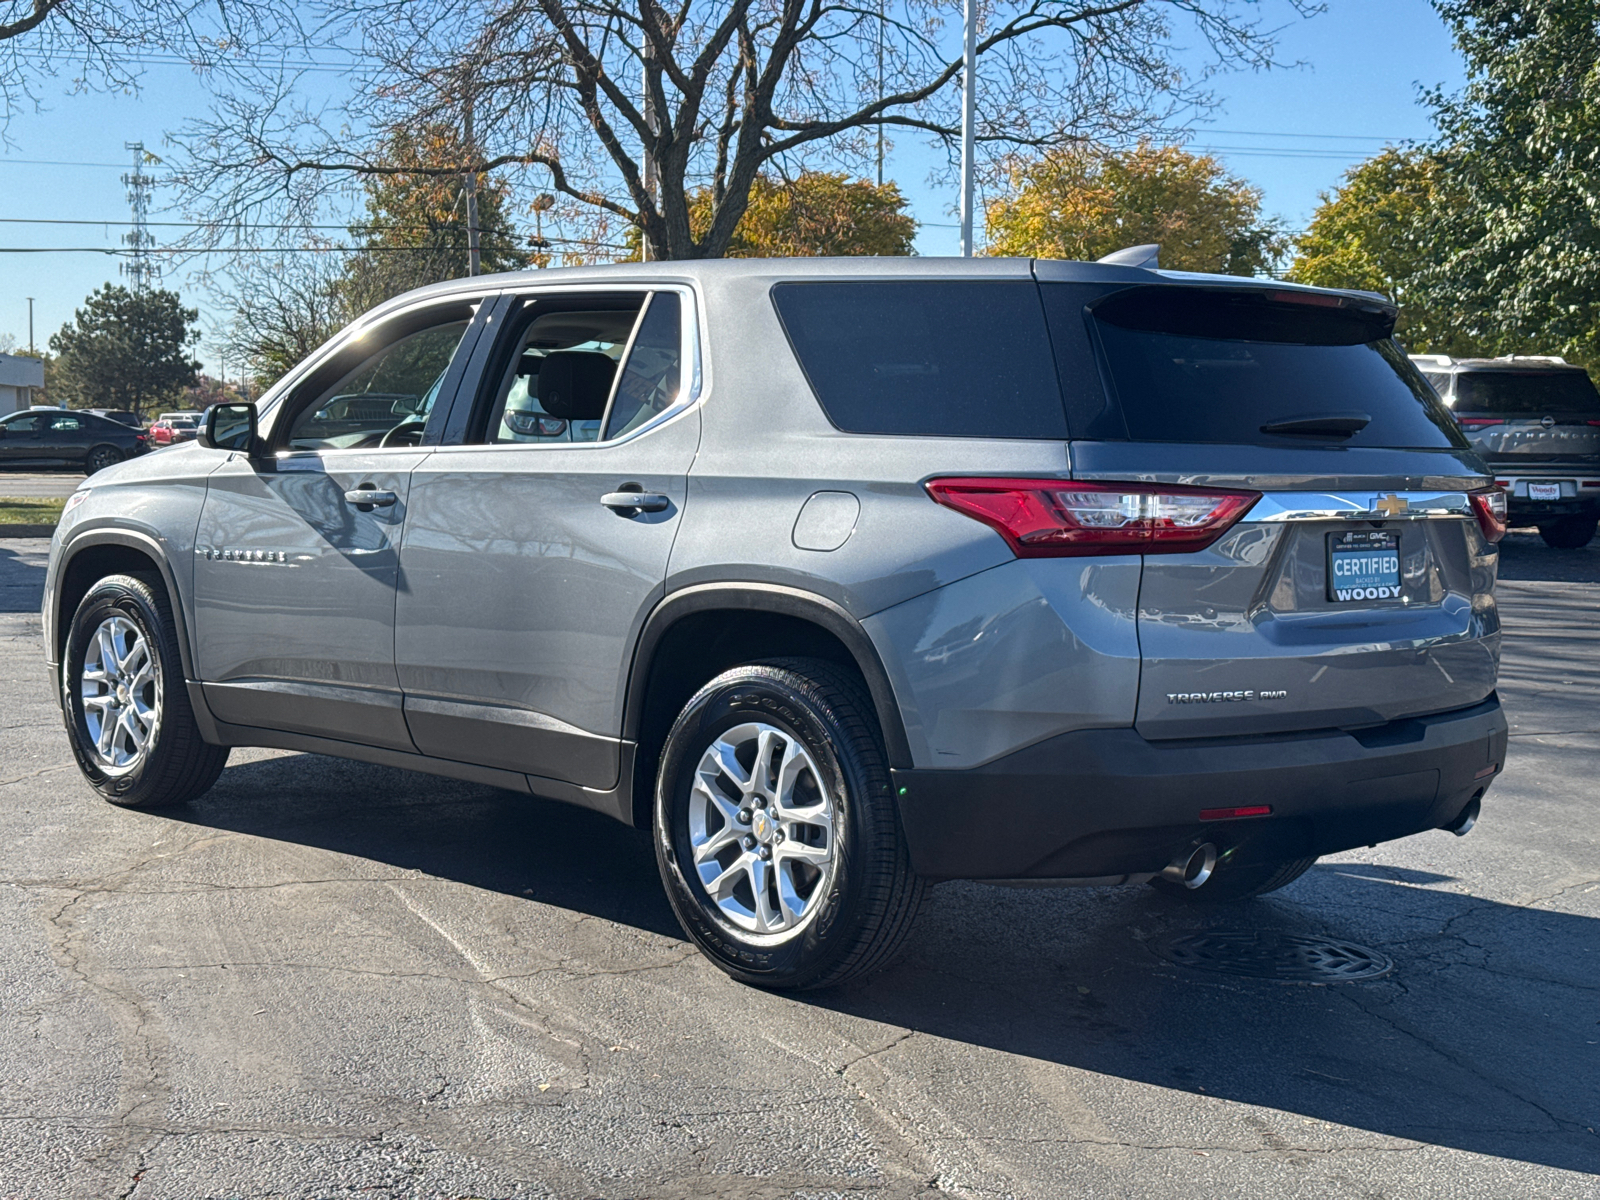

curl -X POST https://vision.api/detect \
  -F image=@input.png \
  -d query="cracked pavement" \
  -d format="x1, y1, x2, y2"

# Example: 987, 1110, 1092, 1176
0, 531, 1597, 1199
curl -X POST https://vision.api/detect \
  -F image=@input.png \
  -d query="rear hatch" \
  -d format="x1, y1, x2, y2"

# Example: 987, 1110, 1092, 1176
1449, 366, 1600, 468
1040, 274, 1502, 739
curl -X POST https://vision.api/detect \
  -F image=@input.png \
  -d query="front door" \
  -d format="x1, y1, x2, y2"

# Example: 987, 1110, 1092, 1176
396, 287, 699, 792
193, 296, 487, 749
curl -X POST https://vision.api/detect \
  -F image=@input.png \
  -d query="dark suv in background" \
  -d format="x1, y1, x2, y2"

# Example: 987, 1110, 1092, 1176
1413, 354, 1600, 548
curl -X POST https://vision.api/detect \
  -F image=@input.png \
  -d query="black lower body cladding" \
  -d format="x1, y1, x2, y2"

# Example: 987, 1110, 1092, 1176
892, 696, 1507, 881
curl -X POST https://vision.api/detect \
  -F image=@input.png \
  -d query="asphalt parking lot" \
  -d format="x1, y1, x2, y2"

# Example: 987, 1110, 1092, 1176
1, 532, 1596, 1199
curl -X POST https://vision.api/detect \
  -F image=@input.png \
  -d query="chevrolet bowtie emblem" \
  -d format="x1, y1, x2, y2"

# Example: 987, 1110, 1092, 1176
1372, 493, 1409, 517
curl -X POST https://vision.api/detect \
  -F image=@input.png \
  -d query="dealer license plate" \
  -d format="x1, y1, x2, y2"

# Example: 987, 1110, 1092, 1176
1328, 530, 1401, 602
1528, 482, 1562, 501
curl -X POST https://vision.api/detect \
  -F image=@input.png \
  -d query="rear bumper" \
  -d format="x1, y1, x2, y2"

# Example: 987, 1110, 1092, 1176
891, 696, 1507, 881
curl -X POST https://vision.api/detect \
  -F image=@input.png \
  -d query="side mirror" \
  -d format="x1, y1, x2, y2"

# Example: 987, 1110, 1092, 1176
0, 425, 8, 438
200, 403, 260, 455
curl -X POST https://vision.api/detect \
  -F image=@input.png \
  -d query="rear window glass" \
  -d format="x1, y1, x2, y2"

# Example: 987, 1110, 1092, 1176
1080, 287, 1466, 449
771, 282, 1066, 439
1454, 370, 1600, 415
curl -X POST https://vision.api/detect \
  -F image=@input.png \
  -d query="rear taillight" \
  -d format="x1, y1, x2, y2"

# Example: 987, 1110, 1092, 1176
1456, 417, 1504, 428
925, 478, 1260, 557
1470, 488, 1507, 543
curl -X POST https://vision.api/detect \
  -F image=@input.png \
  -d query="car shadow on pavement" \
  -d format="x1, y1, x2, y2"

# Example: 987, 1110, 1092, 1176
181, 751, 684, 940
823, 867, 1600, 1177
0, 543, 48, 613
178, 750, 1600, 1177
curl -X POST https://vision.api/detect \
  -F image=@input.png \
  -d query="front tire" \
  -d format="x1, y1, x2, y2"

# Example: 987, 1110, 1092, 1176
84, 445, 124, 475
1538, 512, 1598, 549
62, 574, 228, 809
1150, 854, 1317, 903
654, 659, 924, 990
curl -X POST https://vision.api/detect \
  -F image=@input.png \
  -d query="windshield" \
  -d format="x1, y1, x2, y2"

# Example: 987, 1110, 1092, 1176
1454, 370, 1600, 415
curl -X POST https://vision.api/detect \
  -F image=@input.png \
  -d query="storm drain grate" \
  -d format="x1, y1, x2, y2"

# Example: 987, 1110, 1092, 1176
1150, 931, 1394, 984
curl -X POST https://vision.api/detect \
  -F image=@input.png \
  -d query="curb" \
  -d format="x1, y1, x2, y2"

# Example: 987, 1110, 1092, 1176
0, 525, 57, 538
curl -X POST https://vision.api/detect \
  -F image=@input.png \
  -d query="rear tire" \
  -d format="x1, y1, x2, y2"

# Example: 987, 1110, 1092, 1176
1150, 854, 1317, 903
84, 445, 123, 475
62, 574, 228, 809
654, 658, 924, 990
1538, 513, 1598, 549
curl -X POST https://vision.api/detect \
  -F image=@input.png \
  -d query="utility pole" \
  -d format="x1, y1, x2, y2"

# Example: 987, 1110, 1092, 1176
121, 142, 159, 290
463, 81, 482, 277
26, 297, 34, 356
531, 193, 554, 265
876, 0, 886, 187
958, 0, 977, 257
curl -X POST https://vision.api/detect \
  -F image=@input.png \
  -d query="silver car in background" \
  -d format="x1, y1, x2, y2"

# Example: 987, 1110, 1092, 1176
43, 258, 1508, 988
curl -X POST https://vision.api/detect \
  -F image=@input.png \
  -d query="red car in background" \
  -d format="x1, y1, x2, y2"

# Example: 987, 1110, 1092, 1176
148, 412, 204, 446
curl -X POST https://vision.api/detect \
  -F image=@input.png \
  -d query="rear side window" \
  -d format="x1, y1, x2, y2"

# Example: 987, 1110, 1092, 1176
1066, 286, 1467, 449
771, 282, 1067, 439
1454, 370, 1600, 415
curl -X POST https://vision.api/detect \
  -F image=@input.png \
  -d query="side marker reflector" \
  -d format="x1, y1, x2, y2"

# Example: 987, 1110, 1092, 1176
1198, 805, 1272, 821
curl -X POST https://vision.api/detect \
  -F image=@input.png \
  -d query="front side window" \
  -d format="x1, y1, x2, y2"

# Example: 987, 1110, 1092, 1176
2, 414, 42, 433
285, 315, 474, 451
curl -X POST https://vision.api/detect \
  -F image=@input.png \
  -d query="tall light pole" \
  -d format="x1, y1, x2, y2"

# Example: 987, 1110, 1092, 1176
462, 73, 481, 277
876, 0, 886, 187
958, 0, 977, 257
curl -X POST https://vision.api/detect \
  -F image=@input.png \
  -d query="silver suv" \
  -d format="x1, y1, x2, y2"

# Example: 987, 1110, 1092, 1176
43, 258, 1509, 989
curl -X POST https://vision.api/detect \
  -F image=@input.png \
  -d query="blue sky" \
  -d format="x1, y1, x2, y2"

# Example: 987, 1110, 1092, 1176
0, 0, 1464, 373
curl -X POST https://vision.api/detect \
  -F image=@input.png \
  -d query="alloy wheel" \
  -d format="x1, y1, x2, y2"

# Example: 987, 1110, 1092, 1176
687, 721, 837, 936
79, 614, 161, 770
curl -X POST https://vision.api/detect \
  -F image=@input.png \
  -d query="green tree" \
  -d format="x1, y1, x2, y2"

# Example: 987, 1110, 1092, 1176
341, 123, 531, 313
48, 286, 201, 418
984, 143, 1286, 274
1412, 0, 1600, 362
687, 173, 916, 258
1288, 147, 1471, 353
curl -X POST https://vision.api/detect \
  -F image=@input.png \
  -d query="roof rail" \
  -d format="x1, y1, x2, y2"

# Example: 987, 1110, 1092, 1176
1096, 244, 1160, 269
1495, 354, 1568, 364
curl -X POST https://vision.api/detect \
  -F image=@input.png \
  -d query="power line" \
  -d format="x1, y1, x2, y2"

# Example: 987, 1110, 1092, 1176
0, 239, 626, 253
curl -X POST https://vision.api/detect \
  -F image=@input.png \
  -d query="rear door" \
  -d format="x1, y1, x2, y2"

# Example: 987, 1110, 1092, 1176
1041, 277, 1501, 740
395, 285, 699, 794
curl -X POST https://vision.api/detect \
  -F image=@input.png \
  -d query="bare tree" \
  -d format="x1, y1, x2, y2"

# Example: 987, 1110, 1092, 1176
213, 246, 353, 387
0, 0, 303, 128
174, 0, 1315, 261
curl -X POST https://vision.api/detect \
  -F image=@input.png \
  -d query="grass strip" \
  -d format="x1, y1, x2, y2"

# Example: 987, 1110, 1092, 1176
0, 497, 66, 525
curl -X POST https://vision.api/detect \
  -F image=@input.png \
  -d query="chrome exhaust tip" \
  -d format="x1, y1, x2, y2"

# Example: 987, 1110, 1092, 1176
1161, 842, 1217, 890
1443, 794, 1482, 837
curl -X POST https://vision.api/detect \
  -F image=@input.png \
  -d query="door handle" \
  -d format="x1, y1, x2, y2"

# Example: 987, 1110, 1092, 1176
344, 487, 398, 510
601, 490, 670, 514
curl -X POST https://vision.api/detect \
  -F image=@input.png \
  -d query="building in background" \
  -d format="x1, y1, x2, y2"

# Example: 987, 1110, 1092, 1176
0, 354, 45, 415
